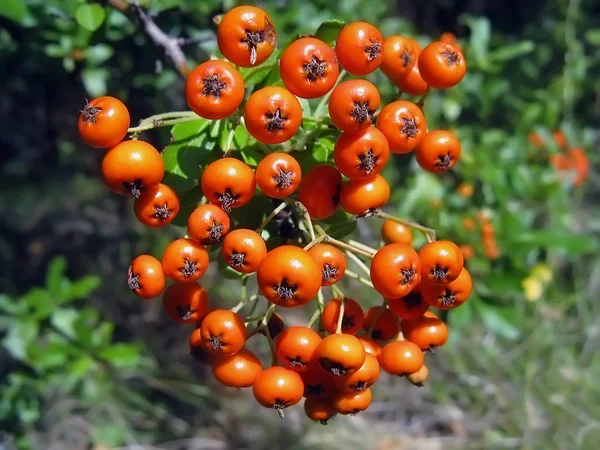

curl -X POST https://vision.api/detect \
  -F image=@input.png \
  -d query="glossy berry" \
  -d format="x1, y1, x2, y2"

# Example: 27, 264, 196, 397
328, 79, 381, 133
336, 353, 380, 392
420, 267, 472, 309
127, 255, 166, 299
217, 5, 276, 67
187, 204, 231, 245
161, 238, 210, 283
189, 328, 221, 365
280, 37, 339, 99
256, 152, 302, 198
300, 366, 336, 398
370, 243, 421, 298
185, 60, 244, 120
332, 388, 372, 415
376, 100, 426, 154
221, 229, 267, 274
244, 86, 303, 144
162, 283, 209, 324
304, 396, 337, 425
380, 35, 421, 81
78, 96, 130, 148
387, 288, 430, 320
275, 326, 322, 371
134, 183, 180, 228
200, 158, 256, 212
335, 21, 383, 76
339, 174, 390, 216
418, 41, 466, 89
380, 340, 424, 376
407, 364, 429, 386
333, 127, 390, 180
416, 130, 461, 173
321, 297, 364, 335
316, 333, 366, 377
381, 220, 413, 246
212, 348, 263, 388
418, 240, 464, 285
307, 244, 347, 286
401, 311, 449, 351
101, 140, 164, 198
393, 63, 428, 96
363, 306, 400, 342
357, 336, 382, 360
298, 165, 342, 220
256, 245, 322, 307
252, 366, 304, 418
200, 309, 247, 356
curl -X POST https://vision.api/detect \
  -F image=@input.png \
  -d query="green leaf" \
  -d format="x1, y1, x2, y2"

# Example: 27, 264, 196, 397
461, 16, 490, 69
314, 19, 345, 46
98, 343, 140, 368
476, 303, 520, 340
514, 230, 599, 255
46, 256, 67, 298
81, 67, 109, 98
50, 308, 79, 339
162, 119, 219, 193
62, 275, 101, 303
75, 4, 106, 32
229, 195, 276, 230
170, 188, 204, 228
489, 41, 534, 62
0, 0, 29, 23
325, 219, 357, 239
239, 146, 263, 166
584, 29, 600, 46
0, 293, 27, 315
20, 288, 54, 320
84, 44, 114, 65
3, 320, 39, 360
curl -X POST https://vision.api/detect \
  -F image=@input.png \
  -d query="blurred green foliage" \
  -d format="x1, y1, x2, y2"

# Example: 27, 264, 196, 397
0, 0, 599, 449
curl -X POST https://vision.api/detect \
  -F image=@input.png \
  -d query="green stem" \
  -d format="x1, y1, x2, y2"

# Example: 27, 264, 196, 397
256, 199, 294, 235
315, 69, 347, 116
303, 235, 326, 251
296, 201, 316, 241
348, 239, 378, 255
345, 250, 371, 277
331, 284, 345, 299
416, 86, 431, 108
367, 298, 388, 337
128, 111, 199, 134
223, 125, 236, 157
344, 269, 374, 288
335, 297, 346, 334
307, 307, 321, 328
375, 210, 436, 242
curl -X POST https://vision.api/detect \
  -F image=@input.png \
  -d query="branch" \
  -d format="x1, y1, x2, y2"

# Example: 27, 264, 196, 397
129, 2, 191, 78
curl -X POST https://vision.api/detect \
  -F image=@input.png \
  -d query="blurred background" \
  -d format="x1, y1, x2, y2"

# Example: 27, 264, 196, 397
0, 0, 598, 449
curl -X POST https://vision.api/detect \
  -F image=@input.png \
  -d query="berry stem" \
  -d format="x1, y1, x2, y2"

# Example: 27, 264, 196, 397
331, 284, 345, 299
256, 199, 295, 235
303, 235, 326, 251
416, 86, 431, 108
367, 299, 389, 338
127, 111, 200, 136
231, 276, 251, 313
296, 201, 316, 241
335, 297, 346, 334
344, 269, 374, 288
307, 307, 321, 328
324, 236, 375, 258
317, 288, 325, 312
222, 125, 237, 157
261, 304, 278, 366
344, 250, 371, 276
347, 240, 378, 255
375, 210, 436, 242
315, 69, 347, 117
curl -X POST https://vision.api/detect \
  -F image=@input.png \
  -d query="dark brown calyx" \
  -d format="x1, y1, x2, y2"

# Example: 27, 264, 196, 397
439, 289, 457, 307
400, 267, 416, 285
441, 49, 460, 66
80, 103, 101, 124
357, 208, 379, 218
127, 265, 140, 291
306, 383, 326, 396
208, 220, 225, 242
431, 264, 448, 281
400, 117, 418, 139
208, 334, 223, 349
265, 108, 287, 132
341, 315, 355, 331
202, 74, 227, 98
152, 203, 172, 220
176, 304, 195, 320
402, 291, 422, 309
229, 252, 246, 268
273, 168, 293, 189
217, 188, 239, 213
349, 101, 374, 123
357, 148, 378, 175
319, 358, 347, 376
273, 399, 289, 419
319, 419, 329, 425
400, 48, 413, 67
321, 263, 338, 284
274, 278, 297, 300
350, 381, 368, 391
123, 179, 146, 198
437, 154, 452, 170
241, 18, 276, 65
179, 258, 198, 278
286, 356, 307, 368
371, 330, 383, 340
303, 56, 327, 82
364, 39, 382, 61
332, 183, 342, 206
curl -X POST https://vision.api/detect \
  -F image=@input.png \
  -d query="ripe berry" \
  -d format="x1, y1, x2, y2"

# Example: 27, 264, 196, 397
275, 326, 322, 371
187, 204, 231, 245
307, 244, 347, 286
316, 333, 366, 377
401, 311, 449, 352
376, 100, 426, 154
328, 79, 381, 133
418, 240, 464, 285
415, 130, 462, 173
363, 306, 400, 341
252, 366, 304, 418
304, 396, 337, 425
333, 127, 390, 180
332, 388, 372, 415
335, 21, 383, 76
380, 35, 421, 81
300, 366, 337, 398
380, 340, 424, 376
298, 165, 342, 220
200, 309, 247, 356
256, 152, 302, 199
370, 243, 421, 298
134, 184, 180, 228
200, 158, 256, 212
161, 238, 209, 284
339, 174, 390, 216
420, 267, 473, 310
321, 297, 364, 335
387, 287, 430, 320
127, 255, 166, 299
335, 353, 380, 392
381, 220, 413, 246
418, 41, 466, 89
407, 364, 429, 387
221, 229, 267, 274
162, 283, 209, 324
78, 96, 130, 148
212, 348, 263, 388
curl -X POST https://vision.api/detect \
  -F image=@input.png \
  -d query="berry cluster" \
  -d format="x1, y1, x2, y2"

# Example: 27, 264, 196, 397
77, 5, 471, 423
